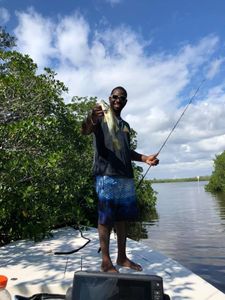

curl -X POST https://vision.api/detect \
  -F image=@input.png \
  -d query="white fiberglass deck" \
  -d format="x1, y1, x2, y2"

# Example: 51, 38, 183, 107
1, 227, 225, 300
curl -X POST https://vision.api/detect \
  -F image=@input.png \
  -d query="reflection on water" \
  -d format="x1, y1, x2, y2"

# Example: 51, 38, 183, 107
215, 192, 225, 221
143, 181, 225, 293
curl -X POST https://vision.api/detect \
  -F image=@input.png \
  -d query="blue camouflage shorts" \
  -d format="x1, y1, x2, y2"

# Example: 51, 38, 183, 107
95, 176, 139, 225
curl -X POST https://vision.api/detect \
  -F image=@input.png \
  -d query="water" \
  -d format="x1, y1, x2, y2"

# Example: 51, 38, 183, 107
143, 181, 225, 293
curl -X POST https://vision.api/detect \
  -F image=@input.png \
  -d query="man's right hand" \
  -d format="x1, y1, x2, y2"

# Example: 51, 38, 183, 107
91, 104, 104, 123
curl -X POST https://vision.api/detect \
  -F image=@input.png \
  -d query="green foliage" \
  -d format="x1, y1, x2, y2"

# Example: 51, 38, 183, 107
126, 129, 158, 240
130, 129, 158, 222
0, 27, 16, 50
205, 151, 225, 193
0, 50, 67, 124
0, 46, 97, 244
126, 165, 158, 241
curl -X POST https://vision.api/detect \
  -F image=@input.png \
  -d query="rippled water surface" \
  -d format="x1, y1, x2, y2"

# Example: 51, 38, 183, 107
143, 181, 225, 293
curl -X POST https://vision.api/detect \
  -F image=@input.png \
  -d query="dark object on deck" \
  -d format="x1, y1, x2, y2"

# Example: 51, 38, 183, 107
15, 294, 65, 299
14, 271, 170, 300
71, 270, 170, 300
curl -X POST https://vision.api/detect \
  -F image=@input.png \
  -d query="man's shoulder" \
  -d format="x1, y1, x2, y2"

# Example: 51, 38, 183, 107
121, 119, 130, 131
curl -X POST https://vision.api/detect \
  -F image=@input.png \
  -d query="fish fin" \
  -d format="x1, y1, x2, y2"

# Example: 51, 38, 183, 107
113, 138, 121, 150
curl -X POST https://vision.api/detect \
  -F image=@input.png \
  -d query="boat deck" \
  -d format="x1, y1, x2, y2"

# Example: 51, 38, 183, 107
1, 227, 225, 300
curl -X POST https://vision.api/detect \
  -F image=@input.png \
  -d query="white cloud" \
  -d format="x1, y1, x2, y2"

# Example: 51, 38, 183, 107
15, 8, 56, 68
206, 58, 225, 79
196, 135, 225, 152
0, 7, 10, 24
13, 9, 225, 178
55, 14, 90, 66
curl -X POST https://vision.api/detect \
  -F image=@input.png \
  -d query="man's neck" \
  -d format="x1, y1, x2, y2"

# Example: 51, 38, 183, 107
113, 110, 121, 118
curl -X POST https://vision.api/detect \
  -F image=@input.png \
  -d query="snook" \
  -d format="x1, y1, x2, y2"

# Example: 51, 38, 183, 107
99, 100, 121, 151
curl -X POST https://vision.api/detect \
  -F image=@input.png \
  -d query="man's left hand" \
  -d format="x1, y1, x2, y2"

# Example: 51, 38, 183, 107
145, 153, 159, 166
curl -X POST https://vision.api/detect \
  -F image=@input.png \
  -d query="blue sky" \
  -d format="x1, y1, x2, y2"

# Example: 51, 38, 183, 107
1, 0, 225, 179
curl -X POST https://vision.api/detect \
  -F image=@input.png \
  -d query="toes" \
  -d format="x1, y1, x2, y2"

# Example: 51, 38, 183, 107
116, 259, 143, 271
132, 263, 142, 271
101, 264, 118, 273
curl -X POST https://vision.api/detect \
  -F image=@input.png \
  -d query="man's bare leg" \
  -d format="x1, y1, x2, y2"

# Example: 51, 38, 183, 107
98, 223, 118, 272
115, 221, 142, 271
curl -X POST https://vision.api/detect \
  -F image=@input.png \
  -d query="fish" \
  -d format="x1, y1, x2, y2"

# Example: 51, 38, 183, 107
99, 100, 121, 150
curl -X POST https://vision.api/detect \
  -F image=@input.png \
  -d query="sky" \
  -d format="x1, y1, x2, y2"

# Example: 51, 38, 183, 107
1, 0, 225, 179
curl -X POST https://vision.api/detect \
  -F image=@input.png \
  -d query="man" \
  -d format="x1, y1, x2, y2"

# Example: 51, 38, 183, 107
81, 86, 159, 272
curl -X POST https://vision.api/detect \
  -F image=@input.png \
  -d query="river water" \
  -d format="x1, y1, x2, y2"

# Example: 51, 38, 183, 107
143, 181, 225, 293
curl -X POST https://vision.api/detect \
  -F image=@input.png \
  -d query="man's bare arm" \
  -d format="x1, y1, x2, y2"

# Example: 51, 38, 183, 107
81, 104, 104, 135
81, 114, 97, 135
130, 150, 159, 166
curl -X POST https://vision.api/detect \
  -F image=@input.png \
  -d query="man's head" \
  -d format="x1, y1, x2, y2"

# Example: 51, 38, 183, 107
109, 86, 127, 115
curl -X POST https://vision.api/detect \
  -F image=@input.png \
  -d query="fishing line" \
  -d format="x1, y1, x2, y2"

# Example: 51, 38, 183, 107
137, 79, 206, 189
54, 226, 91, 255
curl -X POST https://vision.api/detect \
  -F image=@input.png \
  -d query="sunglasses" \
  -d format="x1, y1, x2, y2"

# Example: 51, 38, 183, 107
111, 95, 127, 102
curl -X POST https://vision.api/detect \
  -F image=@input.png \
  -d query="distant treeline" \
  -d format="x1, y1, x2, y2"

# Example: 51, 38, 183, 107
150, 176, 210, 183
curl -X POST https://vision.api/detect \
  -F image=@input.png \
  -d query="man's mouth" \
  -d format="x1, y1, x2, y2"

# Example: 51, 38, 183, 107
113, 102, 121, 108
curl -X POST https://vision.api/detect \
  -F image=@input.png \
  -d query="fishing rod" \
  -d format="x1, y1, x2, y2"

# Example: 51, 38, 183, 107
137, 79, 206, 189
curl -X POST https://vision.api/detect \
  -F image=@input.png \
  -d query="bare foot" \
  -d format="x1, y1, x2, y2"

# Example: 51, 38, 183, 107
101, 262, 119, 273
116, 258, 143, 271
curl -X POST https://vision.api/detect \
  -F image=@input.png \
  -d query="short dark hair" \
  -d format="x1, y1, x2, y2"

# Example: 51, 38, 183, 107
110, 86, 127, 97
